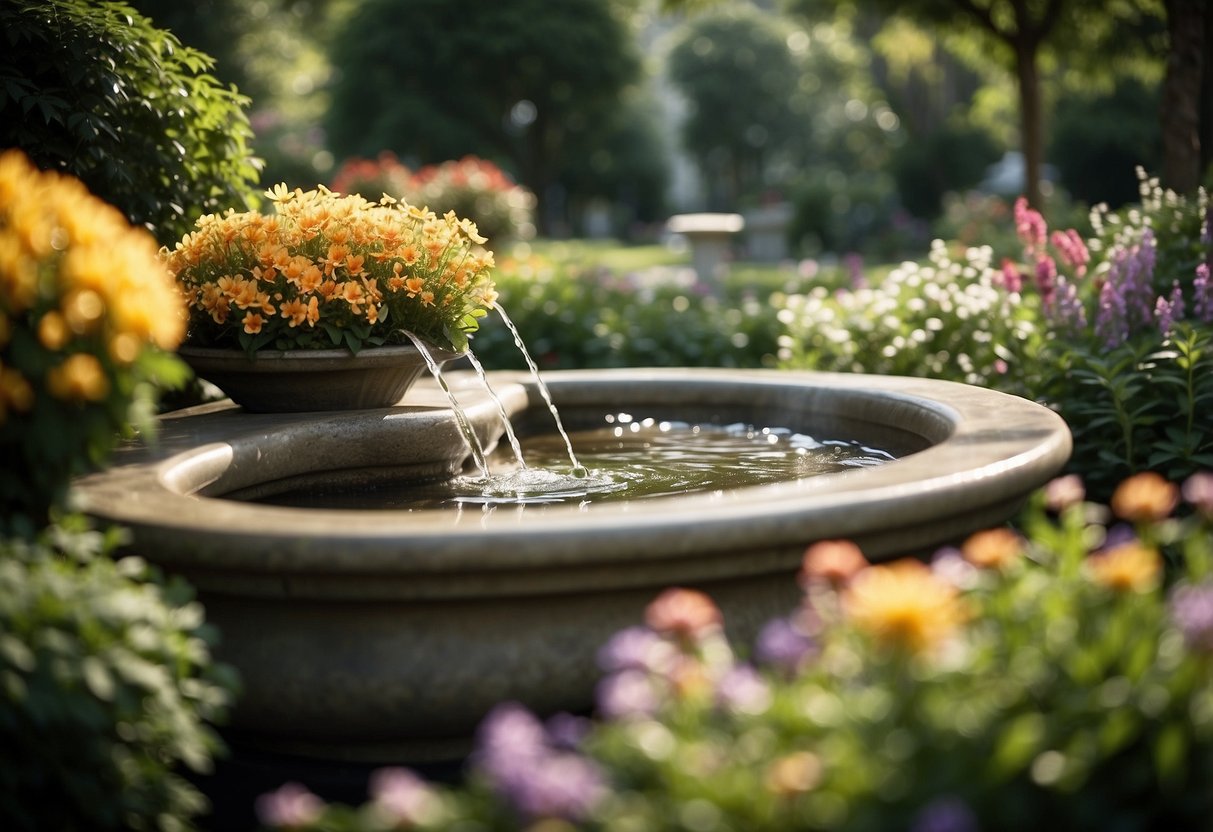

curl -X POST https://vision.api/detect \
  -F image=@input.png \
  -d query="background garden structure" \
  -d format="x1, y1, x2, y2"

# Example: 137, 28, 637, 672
2, 0, 1213, 829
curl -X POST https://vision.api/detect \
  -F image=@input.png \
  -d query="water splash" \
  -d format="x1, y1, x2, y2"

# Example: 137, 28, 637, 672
463, 348, 526, 469
494, 305, 586, 477
406, 332, 490, 478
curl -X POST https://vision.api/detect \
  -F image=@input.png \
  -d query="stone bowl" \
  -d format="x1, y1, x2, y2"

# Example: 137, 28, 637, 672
73, 368, 1071, 762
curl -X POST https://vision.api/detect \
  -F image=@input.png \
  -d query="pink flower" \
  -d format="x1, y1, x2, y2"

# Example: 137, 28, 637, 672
1050, 228, 1089, 276
1014, 196, 1047, 254
255, 782, 325, 829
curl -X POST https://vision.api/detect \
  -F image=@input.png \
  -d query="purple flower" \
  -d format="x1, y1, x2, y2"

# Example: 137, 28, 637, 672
1194, 263, 1213, 323
473, 702, 609, 823
546, 712, 592, 749
476, 701, 547, 769
255, 782, 325, 829
715, 663, 771, 714
754, 616, 816, 675
931, 546, 980, 590
368, 767, 439, 826
595, 669, 660, 720
1182, 471, 1213, 515
1154, 280, 1185, 336
911, 795, 980, 832
1048, 276, 1087, 332
1170, 582, 1213, 652
597, 625, 675, 675
1095, 275, 1130, 348
844, 252, 866, 289
494, 751, 607, 822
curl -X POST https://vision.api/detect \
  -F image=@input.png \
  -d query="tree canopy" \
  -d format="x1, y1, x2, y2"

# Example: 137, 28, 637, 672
326, 0, 643, 234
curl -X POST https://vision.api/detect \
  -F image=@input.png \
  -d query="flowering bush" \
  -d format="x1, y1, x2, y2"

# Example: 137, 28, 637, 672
776, 240, 1041, 392
409, 157, 536, 245
329, 152, 414, 206
165, 184, 499, 356
1000, 172, 1213, 497
331, 155, 536, 245
256, 472, 1213, 831
0, 149, 188, 530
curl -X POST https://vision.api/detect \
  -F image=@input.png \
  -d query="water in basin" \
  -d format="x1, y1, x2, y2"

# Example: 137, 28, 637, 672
253, 411, 896, 510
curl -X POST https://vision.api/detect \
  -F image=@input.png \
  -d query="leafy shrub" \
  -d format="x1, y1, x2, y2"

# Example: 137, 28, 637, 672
0, 149, 189, 532
0, 0, 261, 244
254, 472, 1213, 830
471, 247, 783, 371
0, 517, 237, 831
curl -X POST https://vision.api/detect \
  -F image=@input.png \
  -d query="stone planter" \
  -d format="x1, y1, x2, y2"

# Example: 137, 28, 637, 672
178, 342, 460, 412
73, 369, 1071, 762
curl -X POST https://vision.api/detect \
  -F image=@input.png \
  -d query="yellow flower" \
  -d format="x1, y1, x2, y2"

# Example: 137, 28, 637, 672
0, 364, 33, 416
46, 353, 109, 402
843, 560, 968, 655
38, 312, 70, 351
1086, 542, 1161, 593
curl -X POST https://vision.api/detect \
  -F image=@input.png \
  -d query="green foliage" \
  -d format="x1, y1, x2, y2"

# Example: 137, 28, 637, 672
0, 518, 237, 831
0, 0, 262, 244
471, 244, 785, 370
256, 475, 1213, 830
889, 122, 1001, 219
1039, 325, 1213, 500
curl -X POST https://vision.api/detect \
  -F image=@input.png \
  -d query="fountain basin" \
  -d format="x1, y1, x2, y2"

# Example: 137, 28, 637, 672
73, 368, 1070, 762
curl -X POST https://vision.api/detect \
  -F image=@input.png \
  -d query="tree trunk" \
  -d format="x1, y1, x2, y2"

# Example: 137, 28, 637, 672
1014, 35, 1045, 208
1161, 0, 1206, 194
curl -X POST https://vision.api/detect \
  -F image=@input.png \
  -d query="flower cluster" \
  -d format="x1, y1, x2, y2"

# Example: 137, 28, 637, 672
257, 473, 1213, 831
0, 149, 188, 527
777, 239, 1039, 389
331, 155, 536, 245
165, 184, 498, 355
1003, 172, 1212, 347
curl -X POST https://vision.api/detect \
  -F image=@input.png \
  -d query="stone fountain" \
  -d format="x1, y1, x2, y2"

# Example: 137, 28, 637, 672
73, 367, 1070, 763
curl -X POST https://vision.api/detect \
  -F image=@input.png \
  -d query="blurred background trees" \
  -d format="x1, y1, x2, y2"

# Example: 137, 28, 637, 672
121, 0, 1206, 254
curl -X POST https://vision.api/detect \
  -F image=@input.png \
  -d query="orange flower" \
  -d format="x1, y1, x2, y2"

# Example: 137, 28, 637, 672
645, 587, 722, 641
405, 276, 424, 297
800, 540, 868, 588
1111, 473, 1178, 522
419, 290, 435, 307
280, 297, 309, 328
242, 312, 265, 334
962, 528, 1023, 570
1086, 542, 1161, 593
843, 560, 967, 655
298, 264, 323, 294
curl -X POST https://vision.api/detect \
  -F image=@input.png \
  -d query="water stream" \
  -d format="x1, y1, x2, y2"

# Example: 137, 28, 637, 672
389, 316, 897, 511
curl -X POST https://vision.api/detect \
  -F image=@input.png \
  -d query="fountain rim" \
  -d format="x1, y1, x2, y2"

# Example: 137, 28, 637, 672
73, 368, 1071, 573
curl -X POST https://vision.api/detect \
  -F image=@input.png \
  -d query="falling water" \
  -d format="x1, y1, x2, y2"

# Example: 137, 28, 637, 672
405, 332, 491, 478
494, 306, 587, 477
463, 349, 526, 468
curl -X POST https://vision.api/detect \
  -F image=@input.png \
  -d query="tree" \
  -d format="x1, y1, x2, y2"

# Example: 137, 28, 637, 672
1161, 0, 1207, 193
326, 0, 642, 235
790, 0, 1174, 207
666, 5, 807, 208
